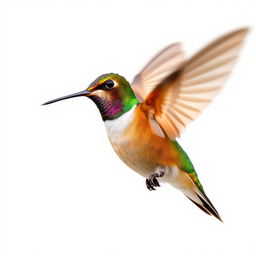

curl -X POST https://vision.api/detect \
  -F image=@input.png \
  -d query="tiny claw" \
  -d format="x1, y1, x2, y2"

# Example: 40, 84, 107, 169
146, 179, 155, 191
145, 168, 166, 190
152, 177, 160, 187
146, 174, 161, 190
146, 179, 151, 190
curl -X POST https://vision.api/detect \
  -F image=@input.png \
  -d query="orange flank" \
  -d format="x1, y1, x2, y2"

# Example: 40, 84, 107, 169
112, 104, 177, 175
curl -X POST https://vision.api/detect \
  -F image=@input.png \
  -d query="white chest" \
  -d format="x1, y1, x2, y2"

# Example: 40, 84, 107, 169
104, 105, 136, 142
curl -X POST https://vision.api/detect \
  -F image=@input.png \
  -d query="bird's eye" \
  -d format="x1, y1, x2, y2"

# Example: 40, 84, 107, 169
104, 80, 115, 89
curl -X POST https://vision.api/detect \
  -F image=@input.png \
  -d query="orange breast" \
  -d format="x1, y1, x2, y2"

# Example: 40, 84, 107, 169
109, 105, 178, 177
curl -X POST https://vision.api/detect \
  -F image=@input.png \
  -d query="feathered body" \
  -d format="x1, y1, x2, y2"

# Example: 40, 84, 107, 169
43, 28, 249, 221
104, 102, 218, 218
105, 104, 190, 179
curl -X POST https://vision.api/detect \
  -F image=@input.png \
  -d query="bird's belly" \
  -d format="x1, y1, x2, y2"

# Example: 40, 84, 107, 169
108, 129, 177, 178
110, 139, 158, 177
104, 105, 177, 178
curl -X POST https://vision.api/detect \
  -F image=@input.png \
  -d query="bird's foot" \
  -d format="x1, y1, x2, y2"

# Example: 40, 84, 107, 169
146, 169, 165, 191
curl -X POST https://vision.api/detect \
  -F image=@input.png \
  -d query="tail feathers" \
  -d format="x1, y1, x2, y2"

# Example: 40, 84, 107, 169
186, 196, 211, 216
183, 174, 223, 222
199, 191, 222, 222
185, 189, 222, 222
190, 192, 222, 222
166, 167, 222, 221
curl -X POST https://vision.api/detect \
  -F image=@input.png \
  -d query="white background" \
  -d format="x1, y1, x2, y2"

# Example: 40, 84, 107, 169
0, 0, 255, 255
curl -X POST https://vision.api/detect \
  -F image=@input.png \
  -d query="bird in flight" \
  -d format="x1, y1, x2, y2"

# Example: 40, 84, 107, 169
43, 28, 249, 221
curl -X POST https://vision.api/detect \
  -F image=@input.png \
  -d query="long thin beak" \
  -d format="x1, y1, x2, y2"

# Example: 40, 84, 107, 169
42, 90, 90, 105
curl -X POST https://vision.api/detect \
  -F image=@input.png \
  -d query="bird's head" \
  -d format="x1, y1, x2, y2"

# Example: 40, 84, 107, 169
43, 73, 139, 120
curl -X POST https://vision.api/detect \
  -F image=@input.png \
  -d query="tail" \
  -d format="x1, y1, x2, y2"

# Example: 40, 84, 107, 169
167, 141, 222, 221
166, 166, 222, 221
182, 172, 222, 222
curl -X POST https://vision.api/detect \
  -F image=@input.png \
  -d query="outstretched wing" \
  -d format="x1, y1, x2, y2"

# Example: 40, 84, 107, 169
131, 43, 185, 101
141, 28, 249, 139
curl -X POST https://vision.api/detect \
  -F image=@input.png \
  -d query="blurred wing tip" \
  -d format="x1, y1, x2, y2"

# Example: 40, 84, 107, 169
236, 27, 250, 33
227, 27, 250, 42
226, 27, 250, 37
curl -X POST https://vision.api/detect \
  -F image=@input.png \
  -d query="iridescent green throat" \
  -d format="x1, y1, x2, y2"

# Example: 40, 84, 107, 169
90, 95, 138, 121
88, 74, 139, 121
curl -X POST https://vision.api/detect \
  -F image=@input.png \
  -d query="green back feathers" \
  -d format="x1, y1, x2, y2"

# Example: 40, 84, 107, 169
172, 140, 204, 192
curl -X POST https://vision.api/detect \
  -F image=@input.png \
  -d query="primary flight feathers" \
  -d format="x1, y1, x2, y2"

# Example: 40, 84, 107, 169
132, 28, 248, 139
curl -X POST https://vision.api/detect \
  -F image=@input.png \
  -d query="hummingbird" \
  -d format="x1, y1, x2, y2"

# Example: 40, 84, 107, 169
43, 28, 248, 221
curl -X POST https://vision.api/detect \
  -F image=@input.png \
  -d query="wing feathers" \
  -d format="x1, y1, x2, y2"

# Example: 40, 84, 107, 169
141, 43, 183, 75
184, 28, 247, 72
183, 60, 235, 83
145, 51, 184, 80
141, 28, 249, 139
132, 43, 185, 101
172, 106, 194, 121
